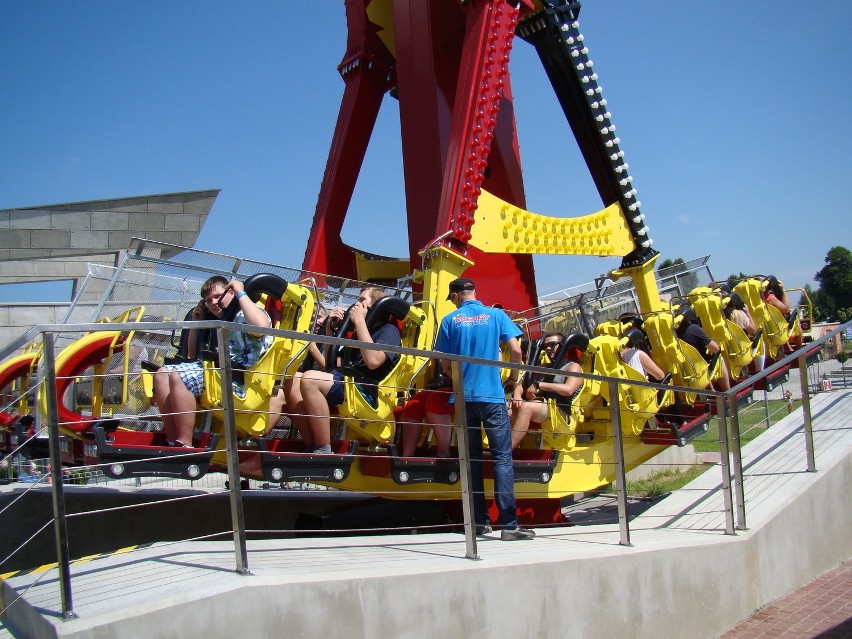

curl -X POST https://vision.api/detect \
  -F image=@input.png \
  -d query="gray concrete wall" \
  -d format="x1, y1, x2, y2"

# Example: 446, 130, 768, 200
4, 446, 848, 639
0, 303, 69, 354
0, 191, 217, 268
0, 190, 218, 352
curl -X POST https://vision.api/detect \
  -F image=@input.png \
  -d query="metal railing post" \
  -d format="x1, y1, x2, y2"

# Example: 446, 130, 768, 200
217, 327, 249, 574
450, 360, 478, 560
798, 353, 816, 472
607, 380, 631, 547
726, 395, 746, 531
763, 390, 771, 429
41, 331, 76, 619
715, 396, 736, 535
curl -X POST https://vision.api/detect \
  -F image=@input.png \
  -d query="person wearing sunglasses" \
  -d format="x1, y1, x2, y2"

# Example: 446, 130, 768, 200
509, 332, 583, 449
153, 275, 272, 447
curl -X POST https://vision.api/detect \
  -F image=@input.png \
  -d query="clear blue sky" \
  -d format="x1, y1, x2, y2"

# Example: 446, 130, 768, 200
1, 1, 849, 304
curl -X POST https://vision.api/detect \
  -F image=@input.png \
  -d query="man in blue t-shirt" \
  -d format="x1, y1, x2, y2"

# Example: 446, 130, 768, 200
435, 277, 535, 541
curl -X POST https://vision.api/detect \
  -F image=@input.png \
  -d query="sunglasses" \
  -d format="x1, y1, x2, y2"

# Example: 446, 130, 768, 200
543, 341, 562, 349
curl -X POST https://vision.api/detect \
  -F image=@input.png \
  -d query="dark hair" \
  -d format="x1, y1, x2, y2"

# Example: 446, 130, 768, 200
766, 275, 784, 299
200, 275, 228, 299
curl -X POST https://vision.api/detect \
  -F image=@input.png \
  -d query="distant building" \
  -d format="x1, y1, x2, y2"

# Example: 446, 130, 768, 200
0, 190, 219, 350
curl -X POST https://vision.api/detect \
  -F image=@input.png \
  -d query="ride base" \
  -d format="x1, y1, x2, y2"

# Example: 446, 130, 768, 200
2, 390, 849, 639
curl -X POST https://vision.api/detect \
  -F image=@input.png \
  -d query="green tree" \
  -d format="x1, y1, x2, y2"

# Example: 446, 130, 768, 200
814, 246, 852, 321
726, 272, 750, 290
657, 257, 685, 271
799, 284, 833, 323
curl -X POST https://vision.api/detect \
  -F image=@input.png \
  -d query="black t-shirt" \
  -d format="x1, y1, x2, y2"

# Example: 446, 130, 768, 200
348, 322, 402, 384
678, 323, 712, 361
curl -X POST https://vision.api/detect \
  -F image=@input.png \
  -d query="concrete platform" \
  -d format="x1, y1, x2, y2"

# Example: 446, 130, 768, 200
2, 390, 850, 639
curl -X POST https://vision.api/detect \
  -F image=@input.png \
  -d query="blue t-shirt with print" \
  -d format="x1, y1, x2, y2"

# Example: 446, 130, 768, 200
435, 300, 522, 404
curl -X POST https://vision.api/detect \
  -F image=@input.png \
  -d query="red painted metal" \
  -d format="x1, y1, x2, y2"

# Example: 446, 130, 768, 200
301, 0, 396, 279
302, 0, 538, 311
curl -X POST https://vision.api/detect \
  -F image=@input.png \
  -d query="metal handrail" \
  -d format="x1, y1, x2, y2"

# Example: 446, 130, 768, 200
3, 317, 847, 620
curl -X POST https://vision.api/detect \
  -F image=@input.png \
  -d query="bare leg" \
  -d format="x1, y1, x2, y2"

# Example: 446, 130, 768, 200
511, 400, 548, 449
152, 368, 176, 439
284, 372, 313, 445
300, 370, 335, 448
167, 371, 198, 444
427, 411, 453, 457
401, 421, 424, 457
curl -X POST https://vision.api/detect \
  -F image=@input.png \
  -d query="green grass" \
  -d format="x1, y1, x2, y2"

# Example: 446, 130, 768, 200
691, 399, 801, 453
628, 464, 709, 498
604, 464, 709, 498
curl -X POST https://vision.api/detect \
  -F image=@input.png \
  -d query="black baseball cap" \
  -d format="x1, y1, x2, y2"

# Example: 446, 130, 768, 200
447, 277, 475, 300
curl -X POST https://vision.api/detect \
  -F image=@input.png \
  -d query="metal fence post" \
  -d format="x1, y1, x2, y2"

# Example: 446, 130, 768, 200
797, 353, 816, 473
41, 332, 76, 619
763, 390, 771, 429
715, 396, 736, 535
726, 395, 746, 531
450, 360, 478, 560
607, 380, 631, 547
217, 327, 249, 574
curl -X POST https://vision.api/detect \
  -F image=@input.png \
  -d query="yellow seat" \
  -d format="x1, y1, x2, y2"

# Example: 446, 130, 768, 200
644, 309, 713, 404
200, 274, 315, 438
688, 286, 753, 379
336, 298, 431, 445
734, 278, 789, 357
40, 307, 146, 439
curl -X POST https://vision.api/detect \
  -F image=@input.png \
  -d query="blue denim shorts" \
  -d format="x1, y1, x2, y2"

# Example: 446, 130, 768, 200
326, 370, 346, 408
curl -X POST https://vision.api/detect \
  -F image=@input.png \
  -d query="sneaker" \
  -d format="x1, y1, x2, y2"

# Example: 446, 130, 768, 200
475, 523, 493, 536
501, 527, 536, 541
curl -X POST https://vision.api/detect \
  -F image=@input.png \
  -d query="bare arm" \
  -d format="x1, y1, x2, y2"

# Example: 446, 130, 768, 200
637, 351, 666, 381
537, 362, 582, 397
228, 280, 271, 335
350, 301, 388, 370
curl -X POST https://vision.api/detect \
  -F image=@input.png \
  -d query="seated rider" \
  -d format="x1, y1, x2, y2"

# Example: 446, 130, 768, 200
763, 275, 791, 317
675, 305, 730, 392
509, 332, 583, 449
268, 306, 328, 437
764, 275, 802, 350
724, 292, 765, 372
620, 328, 666, 382
400, 361, 454, 458
299, 287, 401, 454
153, 275, 272, 447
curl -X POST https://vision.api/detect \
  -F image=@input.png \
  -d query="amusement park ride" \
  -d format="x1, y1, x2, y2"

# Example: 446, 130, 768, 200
0, 0, 808, 524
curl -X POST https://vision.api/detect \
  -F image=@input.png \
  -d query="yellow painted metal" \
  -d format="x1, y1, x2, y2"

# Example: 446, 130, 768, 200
205, 282, 315, 441
337, 302, 431, 444
468, 188, 634, 257
418, 245, 474, 323
734, 278, 790, 356
365, 0, 396, 58
354, 250, 411, 283
0, 344, 41, 417
609, 252, 664, 315
687, 286, 754, 379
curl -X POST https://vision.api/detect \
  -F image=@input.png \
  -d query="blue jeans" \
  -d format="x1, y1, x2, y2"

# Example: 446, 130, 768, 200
465, 401, 518, 529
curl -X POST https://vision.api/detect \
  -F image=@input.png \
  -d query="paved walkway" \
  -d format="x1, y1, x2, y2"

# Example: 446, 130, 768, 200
720, 560, 852, 638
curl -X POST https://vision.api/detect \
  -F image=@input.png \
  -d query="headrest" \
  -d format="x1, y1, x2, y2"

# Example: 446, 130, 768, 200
365, 296, 411, 329
624, 328, 649, 351
618, 313, 644, 330
675, 305, 700, 330
555, 332, 589, 366
244, 273, 288, 303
